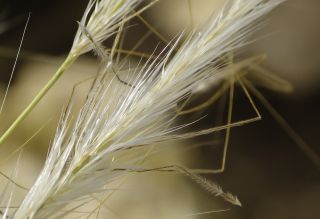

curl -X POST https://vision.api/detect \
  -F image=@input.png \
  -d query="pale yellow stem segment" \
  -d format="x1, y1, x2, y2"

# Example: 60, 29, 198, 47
0, 54, 78, 146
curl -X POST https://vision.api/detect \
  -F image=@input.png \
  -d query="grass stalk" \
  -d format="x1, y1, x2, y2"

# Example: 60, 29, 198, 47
0, 53, 78, 146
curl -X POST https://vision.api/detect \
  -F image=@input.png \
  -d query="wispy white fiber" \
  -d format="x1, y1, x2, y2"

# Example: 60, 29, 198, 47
70, 0, 143, 56
13, 0, 284, 218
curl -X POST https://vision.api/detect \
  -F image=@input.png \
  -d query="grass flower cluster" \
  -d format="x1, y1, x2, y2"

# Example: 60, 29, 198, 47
0, 0, 286, 218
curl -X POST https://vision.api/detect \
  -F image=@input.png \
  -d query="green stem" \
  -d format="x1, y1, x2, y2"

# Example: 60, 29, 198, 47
0, 53, 78, 146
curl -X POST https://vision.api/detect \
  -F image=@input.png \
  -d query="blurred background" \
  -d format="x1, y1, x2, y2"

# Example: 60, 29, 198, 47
0, 0, 319, 218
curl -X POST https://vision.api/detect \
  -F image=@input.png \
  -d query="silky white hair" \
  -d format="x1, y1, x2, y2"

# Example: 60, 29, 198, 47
7, 0, 284, 218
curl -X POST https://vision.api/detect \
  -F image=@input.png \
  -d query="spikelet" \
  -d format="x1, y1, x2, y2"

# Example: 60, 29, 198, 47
13, 0, 284, 218
70, 0, 143, 56
182, 168, 241, 206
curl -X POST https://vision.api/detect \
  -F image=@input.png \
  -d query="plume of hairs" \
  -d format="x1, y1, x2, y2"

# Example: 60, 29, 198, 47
11, 0, 284, 218
70, 0, 144, 56
0, 0, 144, 146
